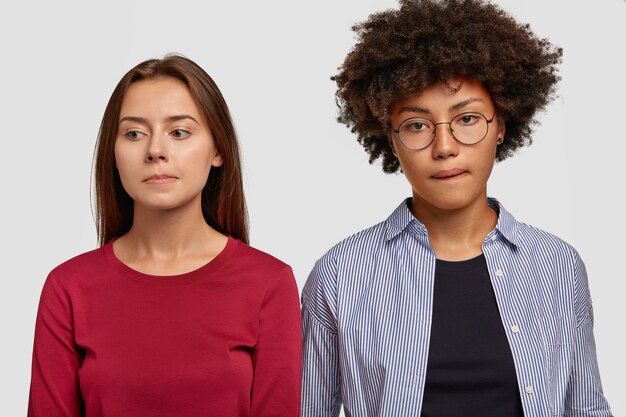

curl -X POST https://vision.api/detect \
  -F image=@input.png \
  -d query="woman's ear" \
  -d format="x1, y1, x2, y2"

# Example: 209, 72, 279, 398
211, 152, 223, 167
388, 135, 398, 157
496, 115, 506, 145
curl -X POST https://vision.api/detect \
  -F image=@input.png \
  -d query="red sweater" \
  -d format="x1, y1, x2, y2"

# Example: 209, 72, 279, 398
28, 237, 302, 417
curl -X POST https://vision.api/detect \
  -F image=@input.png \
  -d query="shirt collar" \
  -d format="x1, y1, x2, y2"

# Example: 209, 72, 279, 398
384, 197, 520, 247
487, 197, 520, 247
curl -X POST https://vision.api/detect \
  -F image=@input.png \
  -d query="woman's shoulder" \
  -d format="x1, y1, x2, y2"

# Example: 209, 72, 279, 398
46, 245, 108, 287
514, 220, 580, 262
319, 221, 389, 264
516, 221, 574, 248
226, 239, 298, 296
230, 238, 292, 275
495, 199, 580, 261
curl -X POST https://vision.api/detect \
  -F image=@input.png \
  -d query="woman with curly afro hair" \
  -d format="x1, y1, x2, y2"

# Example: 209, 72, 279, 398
301, 1, 613, 416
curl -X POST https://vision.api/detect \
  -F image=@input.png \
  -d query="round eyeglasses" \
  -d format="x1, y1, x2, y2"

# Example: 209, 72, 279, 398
392, 111, 496, 150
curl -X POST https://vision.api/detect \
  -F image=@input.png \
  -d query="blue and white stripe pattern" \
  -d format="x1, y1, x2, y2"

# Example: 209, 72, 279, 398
301, 198, 612, 417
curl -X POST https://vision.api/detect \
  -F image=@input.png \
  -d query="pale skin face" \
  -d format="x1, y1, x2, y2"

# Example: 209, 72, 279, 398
389, 77, 506, 260
115, 76, 223, 213
112, 76, 226, 275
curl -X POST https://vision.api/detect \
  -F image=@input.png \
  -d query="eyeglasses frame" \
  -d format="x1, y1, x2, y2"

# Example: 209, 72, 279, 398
392, 111, 497, 150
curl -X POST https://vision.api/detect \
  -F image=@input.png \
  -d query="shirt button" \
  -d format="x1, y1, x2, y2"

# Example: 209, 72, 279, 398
511, 325, 520, 333
495, 269, 504, 277
491, 235, 497, 241
525, 385, 534, 394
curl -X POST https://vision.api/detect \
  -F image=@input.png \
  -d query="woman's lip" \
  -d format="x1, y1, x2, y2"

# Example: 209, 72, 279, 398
145, 175, 177, 184
432, 169, 467, 179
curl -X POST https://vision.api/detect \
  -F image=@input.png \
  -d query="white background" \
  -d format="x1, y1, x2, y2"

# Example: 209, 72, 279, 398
1, 0, 624, 415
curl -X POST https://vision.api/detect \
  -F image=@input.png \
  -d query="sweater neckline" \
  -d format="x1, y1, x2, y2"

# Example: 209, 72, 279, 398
102, 236, 238, 287
435, 253, 486, 273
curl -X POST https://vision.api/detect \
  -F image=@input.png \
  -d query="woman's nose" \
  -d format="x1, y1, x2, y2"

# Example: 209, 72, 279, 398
145, 135, 168, 163
431, 123, 459, 159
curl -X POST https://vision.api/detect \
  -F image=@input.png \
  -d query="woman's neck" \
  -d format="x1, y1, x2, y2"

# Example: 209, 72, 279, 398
412, 193, 498, 261
113, 196, 227, 274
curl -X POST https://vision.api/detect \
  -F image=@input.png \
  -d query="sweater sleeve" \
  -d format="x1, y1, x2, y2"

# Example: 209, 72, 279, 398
250, 266, 302, 417
28, 272, 83, 417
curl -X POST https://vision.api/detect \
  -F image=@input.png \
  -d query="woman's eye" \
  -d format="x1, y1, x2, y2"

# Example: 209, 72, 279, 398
404, 121, 429, 132
457, 115, 479, 125
171, 129, 191, 139
125, 131, 144, 140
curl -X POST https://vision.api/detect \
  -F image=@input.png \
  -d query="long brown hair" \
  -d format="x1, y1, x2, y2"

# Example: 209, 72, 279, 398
94, 54, 248, 246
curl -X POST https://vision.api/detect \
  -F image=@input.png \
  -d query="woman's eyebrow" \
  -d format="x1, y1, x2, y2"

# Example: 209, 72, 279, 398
449, 98, 483, 112
167, 115, 200, 125
118, 115, 200, 125
395, 105, 430, 116
394, 98, 484, 117
119, 116, 148, 125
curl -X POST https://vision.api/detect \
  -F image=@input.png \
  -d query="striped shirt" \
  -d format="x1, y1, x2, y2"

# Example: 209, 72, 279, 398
301, 198, 612, 417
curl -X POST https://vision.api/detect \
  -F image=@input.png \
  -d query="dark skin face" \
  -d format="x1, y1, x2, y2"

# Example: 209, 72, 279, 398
333, 0, 562, 174
389, 77, 506, 260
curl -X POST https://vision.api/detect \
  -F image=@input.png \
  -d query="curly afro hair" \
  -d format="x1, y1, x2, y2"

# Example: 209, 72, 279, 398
332, 0, 563, 173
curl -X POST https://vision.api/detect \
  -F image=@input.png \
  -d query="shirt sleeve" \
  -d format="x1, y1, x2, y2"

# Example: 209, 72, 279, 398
250, 265, 302, 417
28, 272, 83, 417
564, 253, 613, 417
301, 255, 342, 417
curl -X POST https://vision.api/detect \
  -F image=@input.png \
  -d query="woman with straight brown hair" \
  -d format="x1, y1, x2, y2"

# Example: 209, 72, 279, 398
28, 54, 302, 417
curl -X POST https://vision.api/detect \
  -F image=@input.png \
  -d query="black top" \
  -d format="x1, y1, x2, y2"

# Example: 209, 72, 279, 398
420, 254, 524, 417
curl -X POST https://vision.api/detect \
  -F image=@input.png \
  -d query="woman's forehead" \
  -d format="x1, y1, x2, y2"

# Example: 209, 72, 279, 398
391, 78, 494, 116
